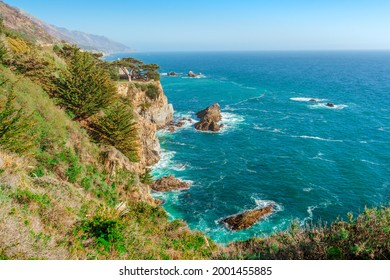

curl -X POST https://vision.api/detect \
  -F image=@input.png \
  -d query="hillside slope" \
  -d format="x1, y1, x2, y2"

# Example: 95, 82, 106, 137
0, 1, 133, 53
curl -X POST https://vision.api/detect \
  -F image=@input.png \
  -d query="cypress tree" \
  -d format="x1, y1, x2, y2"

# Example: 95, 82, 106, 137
56, 49, 116, 120
88, 101, 139, 162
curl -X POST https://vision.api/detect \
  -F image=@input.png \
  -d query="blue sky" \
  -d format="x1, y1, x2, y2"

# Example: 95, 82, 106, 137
4, 0, 390, 51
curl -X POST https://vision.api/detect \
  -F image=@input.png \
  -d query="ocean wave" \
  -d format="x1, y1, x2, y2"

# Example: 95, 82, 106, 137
310, 152, 335, 162
151, 149, 176, 176
253, 197, 284, 213
253, 124, 284, 134
361, 159, 382, 166
290, 97, 327, 102
292, 135, 343, 142
220, 112, 245, 132
230, 94, 265, 107
308, 103, 348, 110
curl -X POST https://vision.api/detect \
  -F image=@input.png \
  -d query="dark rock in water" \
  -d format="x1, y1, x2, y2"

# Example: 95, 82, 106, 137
151, 175, 189, 192
309, 99, 317, 102
168, 71, 177, 76
194, 103, 223, 132
168, 126, 175, 132
222, 205, 273, 231
326, 102, 335, 107
188, 71, 200, 78
175, 121, 185, 127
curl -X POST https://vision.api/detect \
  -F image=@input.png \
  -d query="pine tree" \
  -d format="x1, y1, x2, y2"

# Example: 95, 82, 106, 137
56, 49, 116, 120
88, 101, 139, 162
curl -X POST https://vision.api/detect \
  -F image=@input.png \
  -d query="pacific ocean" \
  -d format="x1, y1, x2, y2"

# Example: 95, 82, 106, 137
105, 51, 390, 244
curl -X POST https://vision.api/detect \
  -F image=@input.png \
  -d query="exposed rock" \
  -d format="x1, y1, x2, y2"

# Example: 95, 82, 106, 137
194, 103, 223, 132
117, 81, 174, 172
222, 205, 273, 231
102, 146, 137, 176
309, 98, 317, 102
167, 72, 177, 76
326, 102, 335, 107
151, 175, 189, 192
154, 198, 164, 205
168, 126, 175, 132
175, 121, 185, 128
188, 71, 198, 78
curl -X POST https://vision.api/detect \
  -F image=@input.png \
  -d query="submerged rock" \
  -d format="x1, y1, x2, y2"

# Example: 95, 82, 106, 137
194, 103, 223, 132
222, 205, 274, 231
151, 175, 189, 192
175, 121, 185, 127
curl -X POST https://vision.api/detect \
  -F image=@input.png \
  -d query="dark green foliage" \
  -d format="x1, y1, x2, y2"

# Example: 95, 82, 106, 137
77, 207, 126, 253
13, 51, 58, 95
142, 63, 160, 81
145, 83, 160, 100
88, 101, 138, 162
140, 168, 153, 184
0, 81, 37, 154
55, 47, 116, 120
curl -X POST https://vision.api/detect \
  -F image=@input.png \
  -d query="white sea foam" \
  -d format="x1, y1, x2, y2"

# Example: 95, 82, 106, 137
253, 124, 284, 134
220, 112, 244, 132
151, 149, 175, 173
303, 188, 313, 192
308, 103, 348, 110
290, 97, 327, 102
293, 135, 343, 142
254, 198, 284, 213
310, 152, 335, 163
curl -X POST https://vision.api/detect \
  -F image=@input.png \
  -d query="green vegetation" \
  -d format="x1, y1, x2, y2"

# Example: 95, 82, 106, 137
0, 21, 215, 260
216, 206, 390, 260
88, 100, 139, 162
55, 46, 116, 120
0, 81, 37, 154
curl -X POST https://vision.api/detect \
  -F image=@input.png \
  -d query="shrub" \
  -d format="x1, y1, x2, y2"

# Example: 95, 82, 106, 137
0, 81, 37, 155
145, 83, 160, 100
77, 206, 126, 253
55, 48, 116, 120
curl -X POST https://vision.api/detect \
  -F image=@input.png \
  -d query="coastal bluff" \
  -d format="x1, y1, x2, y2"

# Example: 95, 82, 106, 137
116, 81, 173, 173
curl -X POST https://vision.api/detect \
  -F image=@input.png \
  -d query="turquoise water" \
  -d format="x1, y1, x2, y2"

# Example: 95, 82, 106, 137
106, 52, 390, 244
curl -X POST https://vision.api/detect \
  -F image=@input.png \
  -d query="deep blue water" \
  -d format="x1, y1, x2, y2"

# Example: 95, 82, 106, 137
106, 52, 390, 244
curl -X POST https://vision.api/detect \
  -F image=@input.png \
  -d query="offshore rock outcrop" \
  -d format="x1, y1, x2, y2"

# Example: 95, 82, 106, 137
222, 205, 274, 231
194, 103, 223, 132
151, 175, 189, 192
117, 81, 173, 173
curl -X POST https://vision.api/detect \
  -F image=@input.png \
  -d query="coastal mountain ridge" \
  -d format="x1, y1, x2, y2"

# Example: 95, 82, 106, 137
0, 0, 133, 53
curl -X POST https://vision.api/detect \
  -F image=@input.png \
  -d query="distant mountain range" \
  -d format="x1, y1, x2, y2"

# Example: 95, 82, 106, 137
0, 1, 133, 54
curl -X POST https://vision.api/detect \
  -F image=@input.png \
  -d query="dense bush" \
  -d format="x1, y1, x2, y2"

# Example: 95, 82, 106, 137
56, 48, 116, 120
145, 83, 160, 100
0, 81, 37, 154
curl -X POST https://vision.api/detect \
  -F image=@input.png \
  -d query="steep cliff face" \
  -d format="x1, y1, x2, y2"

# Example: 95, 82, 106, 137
117, 81, 173, 173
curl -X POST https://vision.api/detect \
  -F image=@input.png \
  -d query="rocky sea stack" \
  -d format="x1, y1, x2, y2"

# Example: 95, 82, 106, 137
194, 103, 223, 132
222, 205, 274, 231
151, 175, 190, 192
